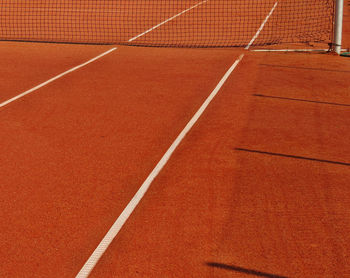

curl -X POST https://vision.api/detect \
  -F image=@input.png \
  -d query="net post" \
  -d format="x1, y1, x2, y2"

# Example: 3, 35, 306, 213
333, 0, 344, 54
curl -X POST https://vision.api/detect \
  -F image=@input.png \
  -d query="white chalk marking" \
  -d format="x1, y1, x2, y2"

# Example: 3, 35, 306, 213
128, 0, 208, 42
245, 1, 278, 49
76, 54, 245, 278
0, 48, 117, 108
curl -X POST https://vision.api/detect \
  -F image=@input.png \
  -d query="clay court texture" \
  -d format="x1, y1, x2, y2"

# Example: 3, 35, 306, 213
0, 1, 349, 277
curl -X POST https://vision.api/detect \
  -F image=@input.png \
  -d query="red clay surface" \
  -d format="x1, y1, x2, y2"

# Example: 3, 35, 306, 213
88, 52, 350, 278
0, 43, 112, 103
0, 4, 349, 276
0, 44, 244, 277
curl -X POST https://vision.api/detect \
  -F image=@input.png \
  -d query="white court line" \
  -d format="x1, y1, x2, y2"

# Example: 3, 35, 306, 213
77, 0, 279, 275
0, 48, 116, 109
75, 53, 244, 278
245, 1, 278, 49
128, 0, 208, 42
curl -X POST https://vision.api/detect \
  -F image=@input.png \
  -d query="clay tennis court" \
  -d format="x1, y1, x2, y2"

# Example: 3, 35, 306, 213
0, 1, 349, 277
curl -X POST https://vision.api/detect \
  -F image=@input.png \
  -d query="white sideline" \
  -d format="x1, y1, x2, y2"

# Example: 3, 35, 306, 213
0, 48, 117, 108
75, 53, 245, 278
245, 1, 278, 49
128, 0, 208, 42
77, 0, 279, 276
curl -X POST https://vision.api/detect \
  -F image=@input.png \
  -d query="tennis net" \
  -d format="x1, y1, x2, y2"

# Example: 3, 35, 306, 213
0, 0, 335, 48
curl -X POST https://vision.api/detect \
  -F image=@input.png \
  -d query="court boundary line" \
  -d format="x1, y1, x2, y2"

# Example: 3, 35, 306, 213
77, 0, 279, 275
245, 1, 278, 49
75, 54, 245, 278
128, 0, 208, 42
0, 47, 117, 109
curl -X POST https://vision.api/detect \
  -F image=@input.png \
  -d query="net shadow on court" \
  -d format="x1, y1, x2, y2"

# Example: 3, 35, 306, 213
206, 262, 289, 278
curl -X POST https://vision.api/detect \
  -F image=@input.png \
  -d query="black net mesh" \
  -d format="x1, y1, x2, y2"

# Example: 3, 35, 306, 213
0, 0, 335, 47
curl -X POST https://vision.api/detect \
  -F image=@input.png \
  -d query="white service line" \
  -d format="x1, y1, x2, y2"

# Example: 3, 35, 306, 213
0, 47, 117, 108
128, 0, 208, 42
245, 1, 278, 49
75, 54, 245, 278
